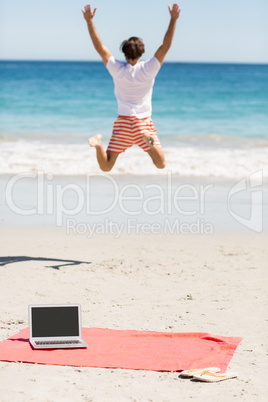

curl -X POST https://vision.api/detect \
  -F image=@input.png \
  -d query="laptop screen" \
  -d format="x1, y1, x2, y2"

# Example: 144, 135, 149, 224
31, 306, 79, 337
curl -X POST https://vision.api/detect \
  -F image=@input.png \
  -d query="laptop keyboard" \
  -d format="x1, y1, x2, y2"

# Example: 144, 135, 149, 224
35, 340, 82, 345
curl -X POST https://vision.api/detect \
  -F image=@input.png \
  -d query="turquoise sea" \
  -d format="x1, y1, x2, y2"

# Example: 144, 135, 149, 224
0, 61, 268, 177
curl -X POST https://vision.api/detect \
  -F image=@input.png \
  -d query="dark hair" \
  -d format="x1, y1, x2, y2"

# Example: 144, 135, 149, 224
120, 37, 145, 60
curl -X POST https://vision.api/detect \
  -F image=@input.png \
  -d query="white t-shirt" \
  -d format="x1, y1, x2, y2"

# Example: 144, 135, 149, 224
106, 56, 161, 119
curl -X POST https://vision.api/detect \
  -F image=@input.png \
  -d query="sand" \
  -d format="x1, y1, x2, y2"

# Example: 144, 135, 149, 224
0, 225, 267, 402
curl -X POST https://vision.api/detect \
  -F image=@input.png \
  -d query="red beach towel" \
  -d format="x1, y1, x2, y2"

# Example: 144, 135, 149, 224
0, 328, 242, 372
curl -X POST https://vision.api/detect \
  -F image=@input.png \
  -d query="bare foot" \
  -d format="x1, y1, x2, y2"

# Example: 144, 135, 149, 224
88, 134, 102, 147
143, 132, 155, 148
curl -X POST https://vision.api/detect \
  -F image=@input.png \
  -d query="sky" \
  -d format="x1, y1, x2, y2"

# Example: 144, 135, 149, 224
0, 0, 267, 63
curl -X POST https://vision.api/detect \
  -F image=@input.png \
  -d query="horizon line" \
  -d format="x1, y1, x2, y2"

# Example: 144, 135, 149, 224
0, 59, 268, 66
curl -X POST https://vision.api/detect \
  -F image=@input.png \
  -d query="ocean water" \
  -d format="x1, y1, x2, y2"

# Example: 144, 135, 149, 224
0, 60, 268, 178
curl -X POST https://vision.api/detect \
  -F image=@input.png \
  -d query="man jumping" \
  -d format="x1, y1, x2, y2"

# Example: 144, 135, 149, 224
82, 4, 181, 171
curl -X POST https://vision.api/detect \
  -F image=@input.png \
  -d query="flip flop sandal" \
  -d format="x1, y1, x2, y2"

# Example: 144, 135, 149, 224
180, 367, 221, 378
192, 370, 238, 382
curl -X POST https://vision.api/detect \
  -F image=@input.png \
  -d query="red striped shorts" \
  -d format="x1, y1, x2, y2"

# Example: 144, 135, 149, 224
107, 116, 162, 154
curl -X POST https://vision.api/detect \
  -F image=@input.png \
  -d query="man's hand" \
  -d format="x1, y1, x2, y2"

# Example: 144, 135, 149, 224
82, 4, 112, 66
168, 3, 181, 20
82, 4, 97, 23
154, 4, 181, 65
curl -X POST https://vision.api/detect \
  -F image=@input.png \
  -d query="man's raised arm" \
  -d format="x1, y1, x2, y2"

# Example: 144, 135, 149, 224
154, 4, 181, 65
82, 4, 112, 66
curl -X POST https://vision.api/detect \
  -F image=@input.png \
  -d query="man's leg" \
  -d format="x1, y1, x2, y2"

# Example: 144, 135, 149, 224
143, 133, 166, 169
88, 134, 119, 172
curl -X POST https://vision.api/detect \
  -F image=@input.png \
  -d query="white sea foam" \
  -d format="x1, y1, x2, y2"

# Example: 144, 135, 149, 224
0, 139, 267, 179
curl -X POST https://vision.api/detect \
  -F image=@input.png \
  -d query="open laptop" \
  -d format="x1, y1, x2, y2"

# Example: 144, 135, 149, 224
28, 304, 88, 349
